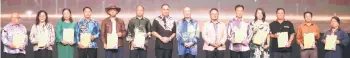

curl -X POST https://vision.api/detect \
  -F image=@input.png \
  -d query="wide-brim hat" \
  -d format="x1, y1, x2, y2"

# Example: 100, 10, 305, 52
105, 4, 121, 13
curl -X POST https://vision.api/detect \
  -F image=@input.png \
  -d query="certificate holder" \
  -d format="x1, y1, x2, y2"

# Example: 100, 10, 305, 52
253, 31, 268, 45
324, 35, 337, 51
80, 33, 91, 48
63, 28, 74, 43
277, 32, 288, 48
13, 34, 26, 48
107, 33, 118, 49
303, 33, 315, 49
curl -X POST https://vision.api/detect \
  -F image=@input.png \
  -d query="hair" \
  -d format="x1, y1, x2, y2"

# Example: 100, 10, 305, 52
331, 16, 340, 25
209, 8, 219, 13
137, 5, 145, 9
276, 8, 285, 14
235, 4, 244, 11
303, 11, 313, 18
61, 8, 73, 23
254, 8, 266, 22
35, 10, 48, 25
161, 4, 170, 9
83, 7, 92, 12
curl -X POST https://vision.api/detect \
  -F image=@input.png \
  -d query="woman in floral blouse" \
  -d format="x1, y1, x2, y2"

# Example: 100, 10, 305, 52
249, 8, 270, 58
29, 10, 55, 58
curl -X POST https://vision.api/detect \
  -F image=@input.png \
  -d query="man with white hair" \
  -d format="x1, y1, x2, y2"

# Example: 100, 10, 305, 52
176, 7, 199, 58
2, 13, 28, 58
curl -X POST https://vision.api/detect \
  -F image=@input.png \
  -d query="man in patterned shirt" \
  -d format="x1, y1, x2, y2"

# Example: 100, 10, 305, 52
2, 13, 28, 58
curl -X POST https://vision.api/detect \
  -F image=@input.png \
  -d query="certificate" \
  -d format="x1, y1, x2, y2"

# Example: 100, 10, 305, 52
324, 35, 337, 50
38, 32, 49, 48
107, 33, 118, 49
253, 31, 268, 45
303, 33, 315, 49
12, 34, 26, 48
277, 32, 288, 48
234, 31, 245, 43
80, 33, 91, 48
63, 28, 74, 42
134, 32, 146, 48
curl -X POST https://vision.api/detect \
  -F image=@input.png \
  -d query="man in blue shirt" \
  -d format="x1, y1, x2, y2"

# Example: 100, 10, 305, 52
75, 7, 100, 58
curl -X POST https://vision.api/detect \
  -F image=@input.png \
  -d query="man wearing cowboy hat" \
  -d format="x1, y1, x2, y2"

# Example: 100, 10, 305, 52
100, 4, 126, 58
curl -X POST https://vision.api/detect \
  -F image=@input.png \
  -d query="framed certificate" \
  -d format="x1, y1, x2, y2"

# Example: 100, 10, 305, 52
80, 33, 91, 48
134, 32, 146, 48
12, 34, 26, 48
107, 33, 118, 49
63, 28, 74, 43
234, 31, 245, 43
253, 31, 268, 45
324, 35, 337, 51
303, 33, 315, 49
38, 32, 49, 48
277, 32, 288, 48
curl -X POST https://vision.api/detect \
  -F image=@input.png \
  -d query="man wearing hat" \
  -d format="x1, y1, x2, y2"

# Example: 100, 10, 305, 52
100, 4, 126, 58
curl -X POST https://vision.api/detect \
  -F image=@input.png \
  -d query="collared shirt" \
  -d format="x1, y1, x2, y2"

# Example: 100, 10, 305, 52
202, 20, 227, 51
126, 17, 152, 50
29, 23, 55, 51
296, 23, 321, 46
151, 15, 176, 49
75, 18, 100, 48
1, 23, 28, 54
227, 18, 253, 52
176, 18, 199, 55
269, 20, 295, 52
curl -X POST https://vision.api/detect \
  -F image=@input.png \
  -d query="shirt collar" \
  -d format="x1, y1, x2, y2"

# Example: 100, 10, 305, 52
210, 20, 220, 24
182, 18, 194, 23
136, 17, 145, 20
303, 22, 315, 26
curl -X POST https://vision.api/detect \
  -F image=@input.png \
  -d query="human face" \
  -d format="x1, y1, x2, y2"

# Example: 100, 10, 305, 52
83, 8, 92, 19
39, 12, 46, 23
183, 7, 191, 18
304, 13, 312, 23
161, 5, 170, 17
256, 10, 263, 20
63, 10, 71, 21
277, 9, 285, 20
10, 13, 20, 24
210, 10, 219, 21
108, 9, 118, 17
136, 6, 144, 17
235, 7, 244, 18
330, 18, 339, 28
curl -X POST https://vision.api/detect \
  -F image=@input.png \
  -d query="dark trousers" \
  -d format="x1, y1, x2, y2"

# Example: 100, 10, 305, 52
130, 49, 147, 58
34, 49, 52, 58
230, 51, 250, 58
155, 48, 172, 58
205, 49, 224, 58
4, 53, 25, 58
272, 51, 291, 58
78, 48, 97, 58
105, 49, 118, 58
179, 53, 195, 58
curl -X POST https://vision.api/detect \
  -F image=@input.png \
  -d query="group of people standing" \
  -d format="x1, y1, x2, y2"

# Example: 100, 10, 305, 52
2, 4, 349, 58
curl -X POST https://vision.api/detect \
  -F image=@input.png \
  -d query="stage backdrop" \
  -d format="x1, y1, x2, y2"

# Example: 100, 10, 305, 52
1, 0, 350, 58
